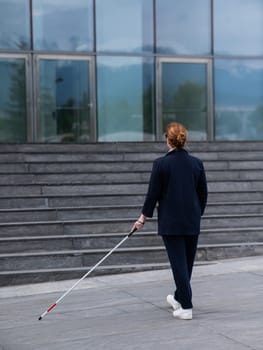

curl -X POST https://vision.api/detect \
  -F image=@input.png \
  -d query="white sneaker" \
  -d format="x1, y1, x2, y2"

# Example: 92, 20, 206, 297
166, 295, 181, 310
173, 307, 193, 320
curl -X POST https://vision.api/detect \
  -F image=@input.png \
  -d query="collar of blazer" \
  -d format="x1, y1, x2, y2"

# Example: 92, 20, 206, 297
165, 148, 187, 156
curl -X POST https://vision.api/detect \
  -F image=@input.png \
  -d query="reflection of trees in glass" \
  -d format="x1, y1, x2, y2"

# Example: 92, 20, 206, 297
249, 104, 263, 136
164, 81, 206, 132
98, 61, 155, 141
15, 38, 28, 50
3, 60, 27, 142
174, 82, 205, 110
40, 86, 56, 141
216, 110, 241, 138
216, 105, 263, 141
142, 62, 155, 139
40, 61, 90, 143
0, 32, 29, 50
143, 83, 155, 137
56, 96, 90, 143
56, 98, 75, 142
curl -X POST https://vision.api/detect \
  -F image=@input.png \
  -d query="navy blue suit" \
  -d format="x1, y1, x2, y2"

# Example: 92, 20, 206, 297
142, 148, 207, 235
142, 148, 208, 309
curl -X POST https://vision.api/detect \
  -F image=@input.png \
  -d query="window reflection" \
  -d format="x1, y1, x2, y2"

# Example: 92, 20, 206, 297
33, 0, 93, 51
161, 62, 208, 141
96, 0, 153, 53
38, 59, 91, 142
215, 60, 263, 140
156, 0, 211, 55
214, 0, 263, 55
0, 58, 27, 142
97, 57, 155, 141
0, 0, 30, 50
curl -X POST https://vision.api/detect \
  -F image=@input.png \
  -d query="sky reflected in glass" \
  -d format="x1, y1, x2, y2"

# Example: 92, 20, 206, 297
214, 0, 263, 55
96, 0, 153, 53
33, 0, 93, 51
0, 0, 30, 50
156, 0, 211, 55
215, 60, 263, 140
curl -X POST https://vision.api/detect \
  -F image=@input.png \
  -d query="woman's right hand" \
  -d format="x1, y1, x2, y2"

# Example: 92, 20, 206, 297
130, 215, 146, 233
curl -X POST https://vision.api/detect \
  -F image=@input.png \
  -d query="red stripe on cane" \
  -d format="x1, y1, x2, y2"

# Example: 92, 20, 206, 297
47, 303, 57, 312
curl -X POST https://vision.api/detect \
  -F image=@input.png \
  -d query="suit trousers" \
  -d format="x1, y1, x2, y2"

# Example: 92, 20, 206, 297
162, 234, 199, 309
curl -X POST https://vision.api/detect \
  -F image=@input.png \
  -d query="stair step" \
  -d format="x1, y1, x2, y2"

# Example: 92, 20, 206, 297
0, 233, 162, 253
1, 141, 263, 154
2, 149, 263, 164
0, 214, 263, 237
202, 214, 263, 228
0, 194, 145, 209
205, 202, 263, 215
208, 181, 263, 192
1, 181, 263, 197
191, 151, 263, 161
0, 246, 169, 271
0, 172, 151, 185
199, 227, 263, 244
1, 160, 263, 174
1, 202, 263, 222
0, 183, 148, 196
197, 242, 263, 261
2, 170, 263, 185
0, 218, 144, 237
0, 205, 141, 223
208, 191, 263, 202
1, 192, 263, 209
28, 161, 152, 174
0, 263, 170, 287
204, 160, 263, 171
1, 242, 263, 272
1, 227, 263, 254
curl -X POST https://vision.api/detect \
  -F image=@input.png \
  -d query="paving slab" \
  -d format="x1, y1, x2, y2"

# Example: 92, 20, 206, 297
0, 256, 263, 350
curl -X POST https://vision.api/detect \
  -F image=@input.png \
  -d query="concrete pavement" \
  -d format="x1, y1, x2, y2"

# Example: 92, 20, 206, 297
0, 256, 263, 350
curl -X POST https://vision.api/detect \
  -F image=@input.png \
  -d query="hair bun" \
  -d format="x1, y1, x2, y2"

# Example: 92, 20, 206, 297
166, 123, 187, 149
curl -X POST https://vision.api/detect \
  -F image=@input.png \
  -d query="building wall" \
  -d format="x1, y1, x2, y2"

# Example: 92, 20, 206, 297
0, 0, 262, 143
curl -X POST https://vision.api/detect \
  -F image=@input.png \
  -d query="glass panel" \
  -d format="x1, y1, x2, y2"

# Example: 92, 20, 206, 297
215, 60, 263, 140
0, 0, 30, 50
96, 0, 153, 53
0, 58, 27, 142
156, 0, 211, 55
38, 59, 92, 142
214, 0, 263, 56
33, 0, 93, 51
97, 56, 155, 141
161, 62, 207, 141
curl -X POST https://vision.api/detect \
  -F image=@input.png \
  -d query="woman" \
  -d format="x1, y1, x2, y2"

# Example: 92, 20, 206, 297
132, 122, 208, 320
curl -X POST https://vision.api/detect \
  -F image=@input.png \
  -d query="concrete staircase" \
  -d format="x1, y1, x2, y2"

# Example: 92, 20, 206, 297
0, 142, 263, 286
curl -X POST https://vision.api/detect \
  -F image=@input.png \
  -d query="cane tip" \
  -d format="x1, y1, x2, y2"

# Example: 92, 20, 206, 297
38, 316, 42, 321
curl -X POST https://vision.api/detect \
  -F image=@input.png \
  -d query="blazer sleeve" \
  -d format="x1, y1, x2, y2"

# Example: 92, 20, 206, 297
142, 159, 162, 218
197, 161, 208, 216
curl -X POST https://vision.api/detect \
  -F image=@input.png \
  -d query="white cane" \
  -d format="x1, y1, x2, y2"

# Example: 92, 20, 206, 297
38, 227, 137, 320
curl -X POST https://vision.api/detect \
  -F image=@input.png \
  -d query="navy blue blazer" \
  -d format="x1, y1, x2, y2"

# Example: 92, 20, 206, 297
142, 148, 207, 236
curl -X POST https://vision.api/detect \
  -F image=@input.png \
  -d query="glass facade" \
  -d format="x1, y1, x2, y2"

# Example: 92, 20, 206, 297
37, 58, 92, 142
215, 60, 263, 140
97, 56, 154, 141
0, 0, 30, 50
156, 0, 211, 55
0, 0, 262, 143
161, 61, 208, 140
32, 0, 93, 52
214, 0, 263, 56
0, 58, 27, 142
96, 0, 153, 53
